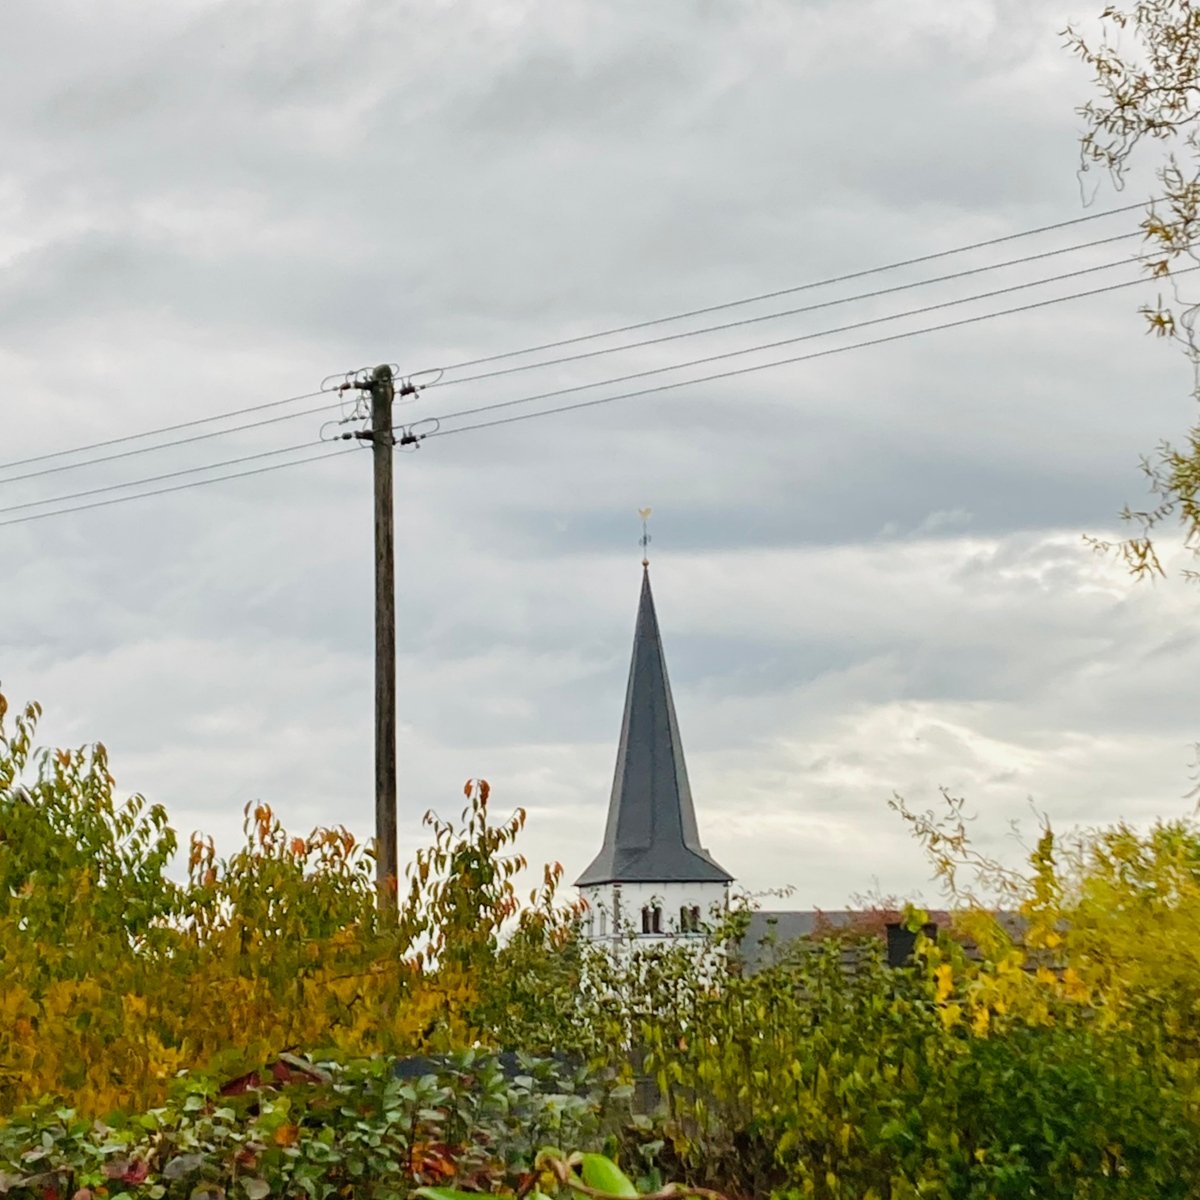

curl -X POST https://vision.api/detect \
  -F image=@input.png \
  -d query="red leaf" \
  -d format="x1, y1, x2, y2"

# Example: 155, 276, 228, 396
121, 1161, 149, 1186
219, 1070, 262, 1096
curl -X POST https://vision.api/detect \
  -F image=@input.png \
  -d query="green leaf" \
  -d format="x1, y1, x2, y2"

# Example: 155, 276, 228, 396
413, 1190, 489, 1200
163, 1155, 206, 1181
242, 1180, 270, 1200
577, 1155, 638, 1198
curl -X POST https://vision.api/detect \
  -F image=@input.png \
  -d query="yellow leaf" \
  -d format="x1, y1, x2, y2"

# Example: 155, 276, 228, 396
273, 1124, 299, 1147
934, 963, 954, 1003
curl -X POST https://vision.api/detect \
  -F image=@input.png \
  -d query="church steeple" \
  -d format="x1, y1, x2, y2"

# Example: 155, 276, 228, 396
576, 564, 732, 887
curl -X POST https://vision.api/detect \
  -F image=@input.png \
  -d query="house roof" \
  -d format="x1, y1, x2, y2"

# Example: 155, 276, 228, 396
575, 565, 733, 888
735, 909, 1029, 973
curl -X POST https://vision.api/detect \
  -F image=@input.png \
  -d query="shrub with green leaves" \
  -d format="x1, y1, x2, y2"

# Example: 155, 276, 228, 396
0, 1053, 625, 1200
9, 685, 1200, 1197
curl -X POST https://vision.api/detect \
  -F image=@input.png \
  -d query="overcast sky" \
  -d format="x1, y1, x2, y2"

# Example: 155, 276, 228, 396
2, 0, 1197, 909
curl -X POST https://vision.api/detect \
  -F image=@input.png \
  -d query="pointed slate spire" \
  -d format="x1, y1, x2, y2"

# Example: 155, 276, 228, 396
576, 566, 733, 887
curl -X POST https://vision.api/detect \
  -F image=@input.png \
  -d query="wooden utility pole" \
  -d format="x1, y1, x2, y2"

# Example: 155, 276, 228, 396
368, 364, 397, 907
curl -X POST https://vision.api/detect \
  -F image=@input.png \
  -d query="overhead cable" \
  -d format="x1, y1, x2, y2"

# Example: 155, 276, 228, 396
425, 230, 1140, 388
0, 389, 329, 474
427, 268, 1198, 440
0, 201, 1153, 475
0, 440, 325, 516
3, 240, 1142, 488
2, 265, 1183, 530
0, 401, 342, 487
413, 198, 1154, 375
427, 255, 1148, 428
0, 447, 356, 529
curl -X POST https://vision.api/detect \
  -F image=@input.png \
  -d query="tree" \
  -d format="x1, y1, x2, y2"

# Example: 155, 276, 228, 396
1067, 1, 1200, 577
0, 687, 584, 1113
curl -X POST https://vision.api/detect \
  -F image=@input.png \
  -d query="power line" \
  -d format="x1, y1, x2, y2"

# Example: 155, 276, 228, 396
0, 440, 326, 516
3, 265, 1183, 531
3, 251, 1140, 495
411, 198, 1154, 376
0, 389, 330, 473
426, 230, 1140, 389
0, 401, 343, 487
0, 446, 356, 530
1, 202, 1153, 477
427, 255, 1147, 428
427, 268, 1197, 440
2, 239, 1143, 490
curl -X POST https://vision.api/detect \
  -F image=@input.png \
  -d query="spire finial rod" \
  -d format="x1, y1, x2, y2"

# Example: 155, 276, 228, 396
638, 506, 652, 567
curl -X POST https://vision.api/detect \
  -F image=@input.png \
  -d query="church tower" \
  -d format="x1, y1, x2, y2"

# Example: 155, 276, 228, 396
576, 561, 733, 944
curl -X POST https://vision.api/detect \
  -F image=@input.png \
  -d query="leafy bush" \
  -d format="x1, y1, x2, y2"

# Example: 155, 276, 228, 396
0, 691, 583, 1114
0, 1053, 626, 1200
612, 799, 1200, 1199
8, 687, 1200, 1197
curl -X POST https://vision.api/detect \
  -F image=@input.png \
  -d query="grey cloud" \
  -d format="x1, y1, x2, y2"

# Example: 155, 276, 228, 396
3, 0, 1198, 908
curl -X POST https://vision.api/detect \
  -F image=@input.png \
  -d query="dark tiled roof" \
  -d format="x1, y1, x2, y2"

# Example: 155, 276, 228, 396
575, 567, 733, 887
736, 909, 1028, 973
742, 910, 859, 946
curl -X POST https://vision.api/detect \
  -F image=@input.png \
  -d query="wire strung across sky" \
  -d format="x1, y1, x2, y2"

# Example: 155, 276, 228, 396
0, 447, 358, 529
0, 401, 344, 486
0, 262, 1186, 531
418, 229, 1140, 389
423, 254, 1146, 428
427, 268, 1197, 440
0, 241, 1159, 491
400, 197, 1155, 375
0, 389, 330, 474
0, 198, 1153, 476
0, 439, 326, 517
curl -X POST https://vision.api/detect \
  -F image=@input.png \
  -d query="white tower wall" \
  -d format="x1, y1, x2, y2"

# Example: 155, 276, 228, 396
580, 880, 729, 943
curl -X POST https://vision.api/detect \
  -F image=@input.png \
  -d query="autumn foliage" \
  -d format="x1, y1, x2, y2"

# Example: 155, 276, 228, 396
0, 690, 579, 1115
622, 797, 1200, 1198
10, 686, 1200, 1196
